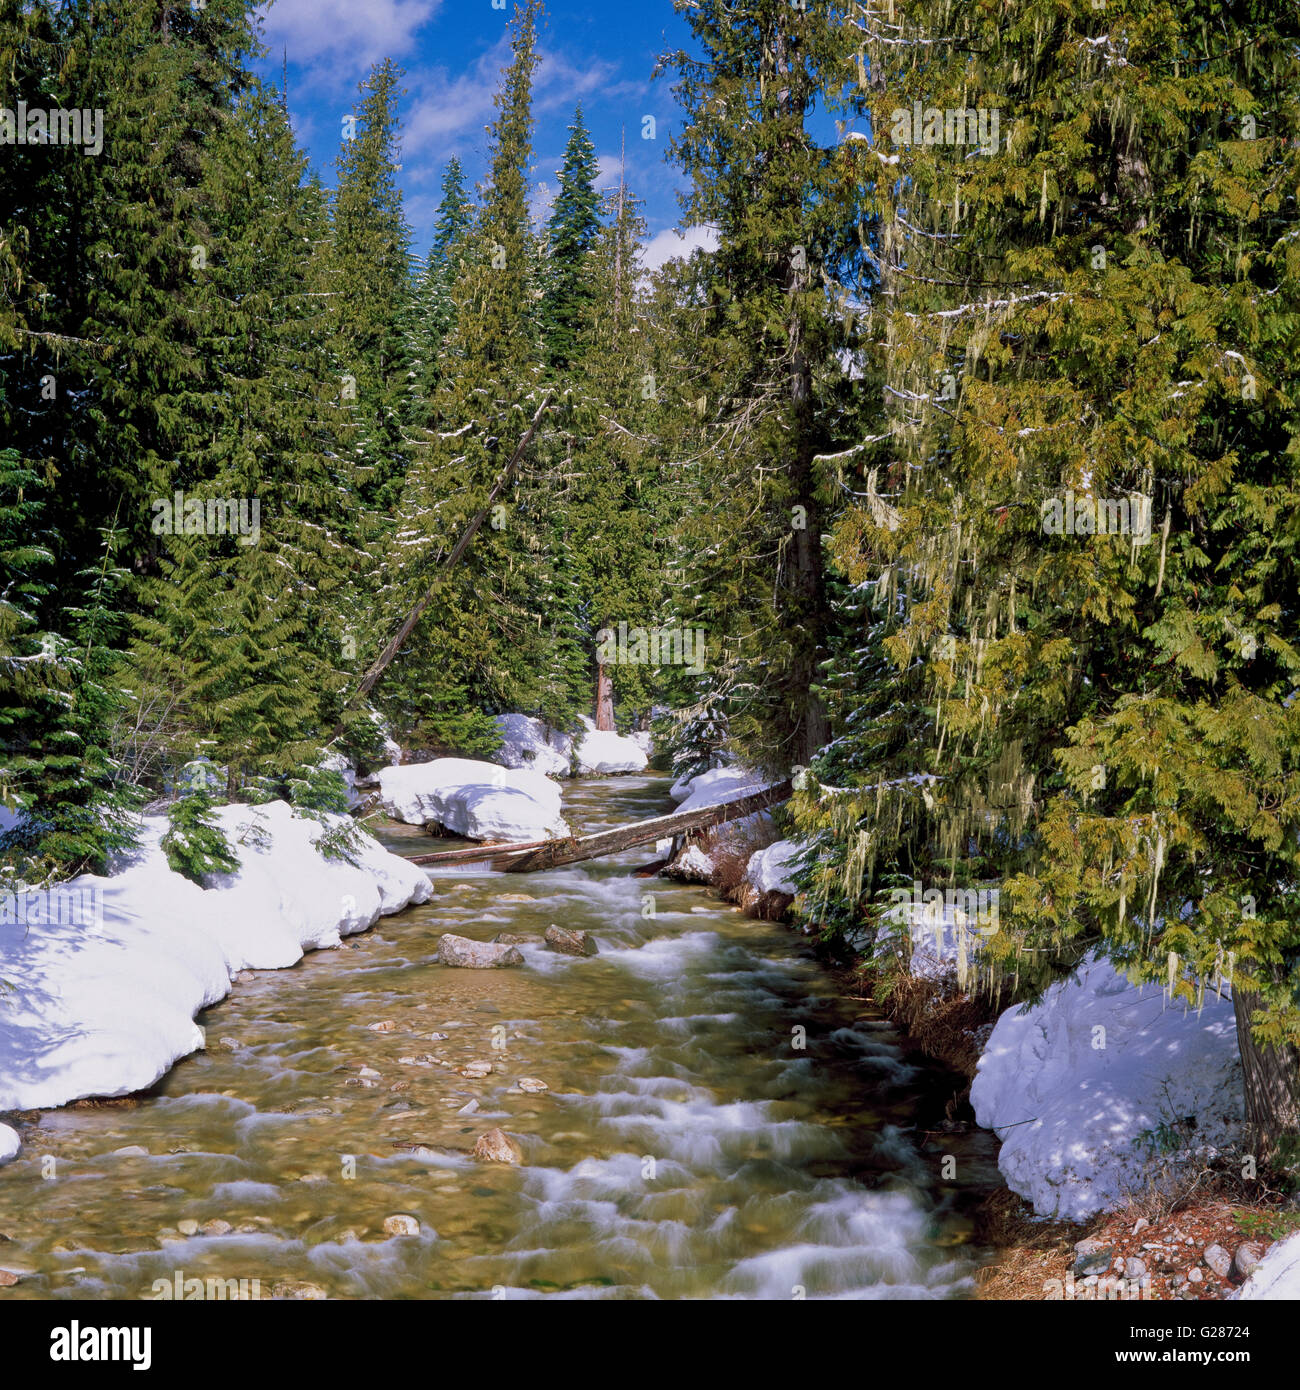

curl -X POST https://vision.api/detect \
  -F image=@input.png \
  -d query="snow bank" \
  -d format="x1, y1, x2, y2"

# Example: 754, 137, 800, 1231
671, 766, 769, 812
377, 759, 569, 841
0, 801, 431, 1133
745, 840, 800, 895
663, 844, 714, 883
491, 714, 573, 778
1238, 1233, 1300, 1300
971, 957, 1244, 1221
575, 717, 648, 775
0, 1124, 18, 1167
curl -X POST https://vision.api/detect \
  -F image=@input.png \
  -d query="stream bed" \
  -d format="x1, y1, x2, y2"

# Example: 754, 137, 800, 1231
0, 774, 1001, 1299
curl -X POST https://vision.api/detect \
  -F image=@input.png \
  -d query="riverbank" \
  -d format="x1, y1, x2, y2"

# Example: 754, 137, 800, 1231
841, 955, 1300, 1301
0, 801, 430, 1162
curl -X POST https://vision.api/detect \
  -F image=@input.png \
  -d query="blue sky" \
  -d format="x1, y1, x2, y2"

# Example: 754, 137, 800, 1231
252, 0, 717, 270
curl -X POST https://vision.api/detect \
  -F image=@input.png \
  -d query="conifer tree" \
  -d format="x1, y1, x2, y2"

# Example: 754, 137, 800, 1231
801, 0, 1300, 1157
541, 104, 601, 369
661, 0, 864, 768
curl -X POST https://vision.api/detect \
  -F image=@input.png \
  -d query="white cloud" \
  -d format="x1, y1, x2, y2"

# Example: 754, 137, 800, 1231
642, 225, 719, 273
258, 0, 439, 67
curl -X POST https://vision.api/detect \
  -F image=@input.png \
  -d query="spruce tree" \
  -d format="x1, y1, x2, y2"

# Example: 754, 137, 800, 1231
541, 104, 601, 370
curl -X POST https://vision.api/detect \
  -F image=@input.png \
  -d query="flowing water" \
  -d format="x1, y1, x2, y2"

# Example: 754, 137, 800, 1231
0, 775, 1000, 1300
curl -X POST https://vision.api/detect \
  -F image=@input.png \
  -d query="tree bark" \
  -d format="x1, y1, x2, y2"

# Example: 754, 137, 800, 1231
594, 653, 615, 731
1232, 986, 1300, 1159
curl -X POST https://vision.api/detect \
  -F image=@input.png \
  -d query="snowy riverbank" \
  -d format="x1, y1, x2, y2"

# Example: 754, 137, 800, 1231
0, 801, 430, 1163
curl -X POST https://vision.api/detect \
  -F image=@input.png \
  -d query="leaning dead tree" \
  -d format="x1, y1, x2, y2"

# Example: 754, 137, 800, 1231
328, 392, 554, 743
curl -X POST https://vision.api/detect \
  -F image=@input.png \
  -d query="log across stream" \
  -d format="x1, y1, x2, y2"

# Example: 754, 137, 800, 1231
0, 774, 1001, 1299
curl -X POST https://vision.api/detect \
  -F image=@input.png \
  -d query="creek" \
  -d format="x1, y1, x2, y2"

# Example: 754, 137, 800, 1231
0, 774, 1000, 1299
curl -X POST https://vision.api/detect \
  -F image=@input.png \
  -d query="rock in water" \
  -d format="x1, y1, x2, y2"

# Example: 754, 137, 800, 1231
436, 934, 524, 969
382, 1214, 421, 1237
492, 932, 535, 946
272, 1281, 328, 1300
544, 925, 598, 958
473, 1128, 524, 1165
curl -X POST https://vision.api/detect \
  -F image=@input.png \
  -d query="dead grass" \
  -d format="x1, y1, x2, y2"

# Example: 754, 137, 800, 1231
879, 971, 1004, 1078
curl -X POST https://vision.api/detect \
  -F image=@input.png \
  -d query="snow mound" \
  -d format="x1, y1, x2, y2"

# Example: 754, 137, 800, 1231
1238, 1233, 1300, 1300
671, 766, 768, 812
663, 844, 714, 883
0, 1124, 18, 1166
745, 840, 800, 895
575, 717, 648, 775
378, 758, 569, 841
971, 957, 1244, 1221
0, 801, 431, 1128
491, 714, 573, 778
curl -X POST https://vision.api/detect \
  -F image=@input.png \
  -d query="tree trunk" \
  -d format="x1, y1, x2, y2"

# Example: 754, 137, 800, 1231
594, 655, 615, 731
1233, 986, 1300, 1159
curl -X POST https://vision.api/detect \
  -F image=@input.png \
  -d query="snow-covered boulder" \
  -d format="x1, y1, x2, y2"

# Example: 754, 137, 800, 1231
971, 957, 1244, 1222
378, 759, 569, 842
0, 1124, 18, 1167
491, 714, 573, 779
662, 844, 714, 883
575, 717, 648, 775
629, 731, 654, 756
674, 766, 771, 814
745, 839, 800, 895
1238, 1233, 1300, 1300
0, 801, 431, 1133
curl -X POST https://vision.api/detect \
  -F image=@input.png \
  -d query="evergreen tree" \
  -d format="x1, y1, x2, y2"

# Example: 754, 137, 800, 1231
661, 0, 865, 768
800, 0, 1300, 1157
541, 104, 601, 369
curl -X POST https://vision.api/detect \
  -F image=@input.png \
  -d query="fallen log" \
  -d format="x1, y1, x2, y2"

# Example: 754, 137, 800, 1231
408, 837, 553, 867
493, 781, 793, 873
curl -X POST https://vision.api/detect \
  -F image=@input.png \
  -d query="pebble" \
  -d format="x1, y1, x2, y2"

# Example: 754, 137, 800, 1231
1188, 1266, 1203, 1283
1203, 1244, 1233, 1279
429, 1033, 449, 1042
1233, 1241, 1265, 1280
472, 1128, 524, 1165
111, 1145, 149, 1157
1124, 1257, 1147, 1282
517, 1078, 548, 1094
177, 1219, 199, 1237
367, 1021, 396, 1033
0, 1271, 20, 1287
457, 1100, 480, 1116
383, 1214, 420, 1237
358, 1066, 381, 1079
461, 1061, 493, 1078
272, 1281, 328, 1300
201, 1219, 233, 1237
1131, 1217, 1150, 1236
